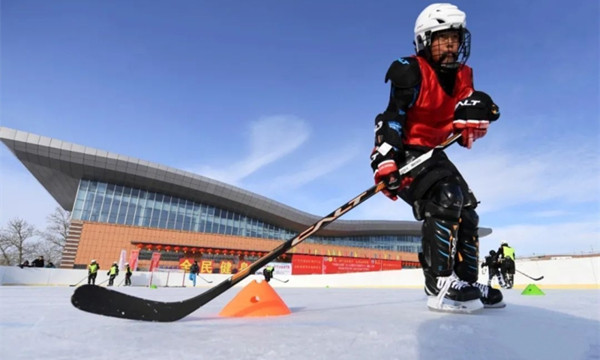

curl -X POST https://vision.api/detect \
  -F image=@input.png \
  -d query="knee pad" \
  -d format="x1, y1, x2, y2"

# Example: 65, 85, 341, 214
455, 206, 480, 283
420, 180, 464, 276
462, 186, 479, 209
414, 179, 464, 220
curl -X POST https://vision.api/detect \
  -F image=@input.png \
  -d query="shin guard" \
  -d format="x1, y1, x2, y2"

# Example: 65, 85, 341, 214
454, 207, 480, 283
420, 181, 463, 277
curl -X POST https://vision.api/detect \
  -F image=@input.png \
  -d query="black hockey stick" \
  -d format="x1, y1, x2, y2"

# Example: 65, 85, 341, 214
188, 273, 214, 284
198, 274, 213, 284
69, 275, 88, 287
71, 133, 462, 322
516, 269, 544, 281
272, 276, 289, 283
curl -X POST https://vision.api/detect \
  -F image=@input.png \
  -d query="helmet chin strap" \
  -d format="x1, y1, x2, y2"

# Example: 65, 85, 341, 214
437, 52, 460, 70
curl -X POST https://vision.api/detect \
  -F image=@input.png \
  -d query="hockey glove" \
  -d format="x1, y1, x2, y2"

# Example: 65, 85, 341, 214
453, 91, 500, 149
374, 159, 401, 201
371, 144, 412, 201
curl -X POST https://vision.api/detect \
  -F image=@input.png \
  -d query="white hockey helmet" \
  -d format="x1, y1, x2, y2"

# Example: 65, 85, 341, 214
91, 259, 96, 263
414, 3, 470, 66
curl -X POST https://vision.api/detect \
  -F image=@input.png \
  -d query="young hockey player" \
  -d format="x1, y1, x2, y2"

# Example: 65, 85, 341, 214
87, 259, 99, 285
263, 265, 275, 283
481, 250, 506, 288
107, 261, 119, 286
124, 262, 133, 286
189, 260, 200, 287
369, 3, 503, 313
498, 241, 516, 288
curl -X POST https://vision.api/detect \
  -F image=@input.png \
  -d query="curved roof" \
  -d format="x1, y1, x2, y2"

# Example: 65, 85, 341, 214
0, 127, 492, 237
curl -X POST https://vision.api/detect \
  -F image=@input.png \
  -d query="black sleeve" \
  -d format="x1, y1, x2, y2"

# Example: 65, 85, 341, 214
384, 57, 421, 113
373, 58, 421, 156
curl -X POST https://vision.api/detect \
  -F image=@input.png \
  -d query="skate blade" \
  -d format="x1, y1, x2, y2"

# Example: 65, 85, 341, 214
483, 301, 506, 309
427, 297, 484, 314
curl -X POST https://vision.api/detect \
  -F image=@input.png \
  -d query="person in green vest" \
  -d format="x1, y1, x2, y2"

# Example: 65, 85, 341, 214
107, 261, 119, 286
498, 242, 515, 289
263, 265, 275, 283
87, 259, 100, 285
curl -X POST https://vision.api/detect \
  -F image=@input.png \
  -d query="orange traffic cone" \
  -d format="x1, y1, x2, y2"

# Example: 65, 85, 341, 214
219, 280, 291, 317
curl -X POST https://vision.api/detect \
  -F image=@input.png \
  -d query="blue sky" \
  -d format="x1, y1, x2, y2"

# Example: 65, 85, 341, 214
1, 1, 598, 257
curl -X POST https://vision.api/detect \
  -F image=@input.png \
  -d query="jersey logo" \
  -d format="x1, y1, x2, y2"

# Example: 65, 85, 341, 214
457, 99, 481, 107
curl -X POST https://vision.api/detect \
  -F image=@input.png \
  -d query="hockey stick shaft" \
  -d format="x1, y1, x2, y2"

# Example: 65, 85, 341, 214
516, 269, 544, 281
228, 133, 462, 287
71, 133, 461, 321
272, 276, 289, 283
71, 182, 384, 321
69, 275, 88, 287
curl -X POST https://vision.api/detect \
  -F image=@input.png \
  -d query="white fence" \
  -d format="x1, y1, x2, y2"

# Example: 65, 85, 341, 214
0, 256, 598, 289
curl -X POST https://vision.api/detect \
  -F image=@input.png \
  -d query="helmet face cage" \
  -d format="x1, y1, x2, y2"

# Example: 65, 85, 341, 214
419, 27, 471, 69
413, 3, 470, 69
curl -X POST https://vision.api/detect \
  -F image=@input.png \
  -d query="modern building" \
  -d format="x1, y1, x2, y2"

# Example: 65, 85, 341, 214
0, 127, 491, 273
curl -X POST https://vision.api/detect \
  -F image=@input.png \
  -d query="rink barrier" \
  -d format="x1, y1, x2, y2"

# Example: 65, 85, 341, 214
0, 256, 598, 289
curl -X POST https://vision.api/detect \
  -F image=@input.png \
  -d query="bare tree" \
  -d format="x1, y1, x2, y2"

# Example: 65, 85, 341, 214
40, 207, 71, 266
0, 232, 13, 265
0, 218, 37, 265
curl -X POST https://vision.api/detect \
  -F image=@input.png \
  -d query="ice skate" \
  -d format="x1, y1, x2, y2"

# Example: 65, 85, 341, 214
497, 273, 508, 289
472, 282, 506, 308
424, 271, 483, 314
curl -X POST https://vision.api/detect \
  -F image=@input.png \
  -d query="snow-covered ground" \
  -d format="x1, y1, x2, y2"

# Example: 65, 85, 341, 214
1, 285, 598, 360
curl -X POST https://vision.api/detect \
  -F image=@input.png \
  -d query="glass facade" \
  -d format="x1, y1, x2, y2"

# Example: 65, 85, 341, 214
72, 180, 422, 253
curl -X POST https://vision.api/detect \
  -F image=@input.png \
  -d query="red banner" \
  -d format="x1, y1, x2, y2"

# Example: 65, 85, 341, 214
292, 254, 403, 274
291, 254, 323, 275
219, 261, 234, 274
238, 261, 251, 272
129, 249, 140, 271
323, 257, 381, 274
200, 260, 214, 274
178, 258, 193, 271
381, 259, 403, 271
149, 252, 161, 272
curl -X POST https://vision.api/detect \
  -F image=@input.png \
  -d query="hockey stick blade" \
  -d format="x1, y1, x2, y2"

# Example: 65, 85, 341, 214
272, 277, 289, 283
71, 133, 461, 322
199, 275, 213, 284
516, 269, 544, 281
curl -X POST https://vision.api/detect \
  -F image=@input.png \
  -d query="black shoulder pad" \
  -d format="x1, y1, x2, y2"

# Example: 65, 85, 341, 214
384, 57, 421, 88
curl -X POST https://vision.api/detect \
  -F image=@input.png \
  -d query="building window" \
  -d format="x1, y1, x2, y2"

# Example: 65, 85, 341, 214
71, 180, 421, 253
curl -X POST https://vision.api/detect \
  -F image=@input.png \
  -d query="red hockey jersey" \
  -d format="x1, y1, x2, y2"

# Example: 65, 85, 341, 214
404, 56, 474, 148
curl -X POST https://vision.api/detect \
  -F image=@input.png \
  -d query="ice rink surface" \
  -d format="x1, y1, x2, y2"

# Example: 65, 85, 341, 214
1, 285, 599, 360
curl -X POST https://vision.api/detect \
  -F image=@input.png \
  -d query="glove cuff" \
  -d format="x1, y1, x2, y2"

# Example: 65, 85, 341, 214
378, 159, 398, 175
